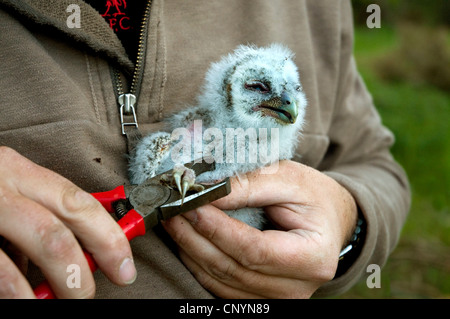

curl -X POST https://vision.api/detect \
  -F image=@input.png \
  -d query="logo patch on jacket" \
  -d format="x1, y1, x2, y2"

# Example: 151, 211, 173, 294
101, 0, 130, 31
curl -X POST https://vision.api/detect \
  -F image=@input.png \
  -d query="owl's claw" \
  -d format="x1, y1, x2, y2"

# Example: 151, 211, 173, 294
173, 165, 191, 204
161, 164, 205, 205
173, 169, 183, 198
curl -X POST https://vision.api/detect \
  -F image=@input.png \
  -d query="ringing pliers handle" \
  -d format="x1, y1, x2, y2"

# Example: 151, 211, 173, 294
91, 186, 147, 241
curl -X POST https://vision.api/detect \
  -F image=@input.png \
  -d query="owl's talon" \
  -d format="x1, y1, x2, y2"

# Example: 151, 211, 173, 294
180, 181, 190, 205
173, 172, 182, 196
161, 164, 205, 205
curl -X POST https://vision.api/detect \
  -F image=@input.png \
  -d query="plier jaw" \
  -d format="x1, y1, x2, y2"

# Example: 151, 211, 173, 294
93, 159, 230, 240
106, 174, 230, 241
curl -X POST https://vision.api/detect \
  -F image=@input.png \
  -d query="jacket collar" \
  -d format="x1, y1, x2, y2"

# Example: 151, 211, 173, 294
0, 0, 134, 73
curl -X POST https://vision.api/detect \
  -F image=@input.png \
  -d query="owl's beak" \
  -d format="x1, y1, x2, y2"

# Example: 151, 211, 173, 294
255, 91, 298, 125
277, 91, 298, 124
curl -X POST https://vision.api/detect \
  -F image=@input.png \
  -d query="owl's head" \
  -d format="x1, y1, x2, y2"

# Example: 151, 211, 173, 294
200, 44, 307, 130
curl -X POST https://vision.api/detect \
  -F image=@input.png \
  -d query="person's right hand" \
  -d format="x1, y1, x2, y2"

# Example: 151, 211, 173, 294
0, 146, 136, 298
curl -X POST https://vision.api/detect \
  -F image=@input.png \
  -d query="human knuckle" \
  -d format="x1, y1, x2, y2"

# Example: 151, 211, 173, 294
194, 270, 216, 291
168, 222, 191, 248
0, 267, 21, 298
61, 186, 99, 217
208, 259, 238, 281
102, 228, 128, 252
206, 228, 219, 244
235, 249, 256, 269
37, 218, 78, 260
235, 237, 267, 269
170, 231, 185, 247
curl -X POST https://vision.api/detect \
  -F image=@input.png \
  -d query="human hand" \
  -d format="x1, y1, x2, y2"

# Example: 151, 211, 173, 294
162, 160, 358, 298
0, 147, 136, 298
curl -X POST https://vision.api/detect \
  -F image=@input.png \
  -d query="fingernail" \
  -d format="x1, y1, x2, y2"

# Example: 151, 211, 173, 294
119, 257, 137, 285
183, 210, 198, 224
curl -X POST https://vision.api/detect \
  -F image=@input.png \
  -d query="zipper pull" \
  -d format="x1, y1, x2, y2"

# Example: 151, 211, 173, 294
118, 93, 138, 135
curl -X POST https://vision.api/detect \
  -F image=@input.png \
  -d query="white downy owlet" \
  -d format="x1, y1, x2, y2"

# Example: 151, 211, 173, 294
128, 44, 307, 229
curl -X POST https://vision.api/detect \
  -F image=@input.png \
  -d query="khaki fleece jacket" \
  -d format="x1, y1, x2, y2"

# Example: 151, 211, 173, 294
0, 0, 410, 298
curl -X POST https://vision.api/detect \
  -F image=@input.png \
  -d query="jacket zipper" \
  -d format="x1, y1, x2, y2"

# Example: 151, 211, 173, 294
113, 0, 152, 135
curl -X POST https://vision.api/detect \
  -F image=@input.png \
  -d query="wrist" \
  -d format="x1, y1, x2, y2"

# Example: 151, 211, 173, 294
336, 184, 359, 249
332, 183, 365, 277
335, 208, 366, 277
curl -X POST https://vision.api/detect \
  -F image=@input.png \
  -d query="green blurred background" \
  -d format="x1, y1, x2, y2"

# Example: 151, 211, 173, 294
337, 0, 449, 298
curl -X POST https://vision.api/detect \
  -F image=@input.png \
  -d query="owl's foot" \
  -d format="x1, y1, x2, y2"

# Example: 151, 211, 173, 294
160, 164, 205, 204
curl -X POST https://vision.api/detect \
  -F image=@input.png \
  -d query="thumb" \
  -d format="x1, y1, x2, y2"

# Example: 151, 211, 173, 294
212, 161, 304, 210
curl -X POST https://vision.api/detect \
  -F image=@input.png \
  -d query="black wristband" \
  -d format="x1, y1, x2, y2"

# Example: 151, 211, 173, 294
334, 213, 366, 278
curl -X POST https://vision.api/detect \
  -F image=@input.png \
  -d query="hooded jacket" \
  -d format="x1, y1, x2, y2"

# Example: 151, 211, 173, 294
0, 0, 410, 298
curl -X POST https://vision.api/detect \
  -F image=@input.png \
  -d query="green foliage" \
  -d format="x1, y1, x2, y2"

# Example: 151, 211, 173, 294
374, 24, 450, 91
337, 25, 450, 299
351, 0, 450, 27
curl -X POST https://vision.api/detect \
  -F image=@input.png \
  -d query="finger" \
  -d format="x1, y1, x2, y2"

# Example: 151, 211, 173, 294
212, 161, 307, 210
0, 249, 35, 299
163, 214, 265, 297
50, 188, 136, 287
0, 193, 96, 298
179, 249, 318, 299
178, 249, 264, 299
213, 161, 341, 212
181, 249, 318, 299
164, 214, 318, 298
180, 205, 337, 282
1, 148, 136, 287
214, 173, 329, 234
163, 214, 264, 296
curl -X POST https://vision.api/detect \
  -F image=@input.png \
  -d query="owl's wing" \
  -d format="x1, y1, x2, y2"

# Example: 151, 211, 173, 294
128, 105, 209, 184
128, 131, 173, 185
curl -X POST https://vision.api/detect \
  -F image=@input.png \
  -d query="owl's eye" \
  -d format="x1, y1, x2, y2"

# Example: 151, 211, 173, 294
244, 81, 271, 93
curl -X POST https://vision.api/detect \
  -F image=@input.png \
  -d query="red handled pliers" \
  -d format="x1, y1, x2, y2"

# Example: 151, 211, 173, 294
34, 159, 230, 299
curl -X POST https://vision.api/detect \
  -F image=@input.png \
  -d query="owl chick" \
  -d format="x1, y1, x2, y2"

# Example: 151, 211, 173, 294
128, 44, 307, 229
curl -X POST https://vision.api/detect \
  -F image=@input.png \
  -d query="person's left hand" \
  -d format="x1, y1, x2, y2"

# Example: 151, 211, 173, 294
162, 160, 357, 298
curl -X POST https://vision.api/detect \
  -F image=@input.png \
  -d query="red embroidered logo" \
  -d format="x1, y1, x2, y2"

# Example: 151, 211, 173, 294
101, 0, 130, 31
